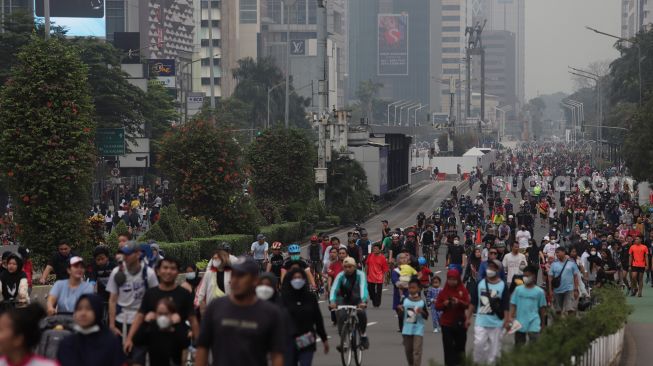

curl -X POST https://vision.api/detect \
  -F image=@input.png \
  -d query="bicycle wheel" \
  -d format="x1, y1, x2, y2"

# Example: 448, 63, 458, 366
352, 322, 363, 366
340, 324, 353, 366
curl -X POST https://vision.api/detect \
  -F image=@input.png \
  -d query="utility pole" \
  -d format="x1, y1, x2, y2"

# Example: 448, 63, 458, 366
207, 0, 216, 109
44, 0, 50, 40
316, 0, 328, 203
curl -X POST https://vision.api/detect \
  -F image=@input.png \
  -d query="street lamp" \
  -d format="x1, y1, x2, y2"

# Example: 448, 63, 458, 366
586, 26, 642, 106
283, 0, 298, 128
568, 67, 602, 141
414, 104, 428, 126
406, 104, 420, 127
400, 102, 419, 126
179, 53, 220, 123
387, 100, 405, 126
394, 101, 412, 126
267, 81, 286, 128
494, 105, 511, 142
561, 103, 577, 143
135, 156, 149, 187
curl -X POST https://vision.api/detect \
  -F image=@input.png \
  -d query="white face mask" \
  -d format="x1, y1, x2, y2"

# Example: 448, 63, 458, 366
256, 285, 275, 301
73, 324, 100, 335
486, 269, 497, 278
290, 278, 306, 290
453, 240, 460, 245
185, 272, 196, 281
522, 276, 533, 285
156, 315, 172, 329
212, 259, 222, 268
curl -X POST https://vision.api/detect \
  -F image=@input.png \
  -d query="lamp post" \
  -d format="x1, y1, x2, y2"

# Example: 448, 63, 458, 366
283, 0, 298, 128
394, 101, 412, 126
135, 156, 149, 187
586, 26, 642, 106
179, 54, 220, 123
387, 100, 405, 126
406, 104, 420, 127
562, 103, 577, 143
569, 66, 603, 142
414, 104, 428, 126
267, 81, 286, 128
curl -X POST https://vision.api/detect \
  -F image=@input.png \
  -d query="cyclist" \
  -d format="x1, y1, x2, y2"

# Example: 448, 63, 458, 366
266, 242, 285, 284
421, 225, 436, 266
250, 234, 269, 272
308, 235, 323, 274
416, 212, 426, 233
281, 244, 316, 289
329, 257, 370, 350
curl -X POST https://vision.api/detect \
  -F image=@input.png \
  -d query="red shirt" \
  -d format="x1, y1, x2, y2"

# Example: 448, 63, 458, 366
23, 259, 33, 287
327, 261, 343, 279
419, 267, 433, 286
366, 253, 389, 284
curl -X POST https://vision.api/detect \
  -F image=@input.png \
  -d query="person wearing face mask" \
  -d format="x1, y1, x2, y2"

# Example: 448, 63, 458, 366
181, 263, 201, 296
195, 243, 235, 313
56, 294, 126, 366
446, 236, 465, 273
133, 297, 190, 366
435, 269, 471, 366
508, 266, 546, 347
256, 272, 281, 303
281, 268, 329, 366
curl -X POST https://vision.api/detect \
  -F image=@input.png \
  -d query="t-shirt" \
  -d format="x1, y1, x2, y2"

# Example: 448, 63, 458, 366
138, 286, 194, 321
49, 280, 95, 313
502, 253, 527, 284
402, 297, 427, 336
549, 260, 579, 294
47, 252, 74, 280
250, 242, 268, 260
543, 243, 559, 259
268, 254, 284, 278
447, 245, 465, 265
282, 259, 309, 271
516, 230, 531, 249
629, 244, 649, 268
87, 261, 117, 302
474, 279, 509, 328
106, 264, 159, 324
510, 285, 546, 333
197, 297, 285, 366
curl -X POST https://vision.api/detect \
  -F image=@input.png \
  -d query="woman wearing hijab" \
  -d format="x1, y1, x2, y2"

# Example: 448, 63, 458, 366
256, 272, 281, 304
195, 244, 235, 313
435, 269, 472, 366
280, 268, 329, 366
0, 253, 29, 307
56, 294, 126, 366
463, 248, 482, 295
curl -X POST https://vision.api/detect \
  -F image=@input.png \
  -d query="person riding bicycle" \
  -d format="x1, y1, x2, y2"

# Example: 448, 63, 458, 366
281, 244, 316, 289
421, 225, 436, 265
416, 212, 426, 232
250, 234, 269, 272
266, 241, 285, 283
308, 235, 324, 273
329, 257, 370, 350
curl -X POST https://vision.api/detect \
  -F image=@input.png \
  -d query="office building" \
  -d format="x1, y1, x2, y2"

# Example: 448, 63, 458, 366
471, 30, 516, 108
440, 0, 468, 120
621, 0, 653, 38
260, 0, 347, 110
348, 0, 441, 118
0, 0, 30, 23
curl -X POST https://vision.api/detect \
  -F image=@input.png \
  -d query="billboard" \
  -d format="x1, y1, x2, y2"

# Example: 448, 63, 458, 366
378, 14, 408, 76
147, 59, 176, 88
35, 0, 106, 38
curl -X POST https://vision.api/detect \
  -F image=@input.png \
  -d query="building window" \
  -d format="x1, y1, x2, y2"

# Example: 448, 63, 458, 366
443, 5, 460, 11
442, 58, 461, 64
240, 0, 257, 24
308, 0, 317, 24
201, 20, 221, 28
442, 37, 460, 43
201, 0, 221, 8
201, 58, 222, 66
443, 69, 459, 75
201, 77, 222, 85
333, 11, 343, 34
442, 16, 460, 21
442, 47, 461, 53
201, 39, 222, 47
442, 26, 461, 32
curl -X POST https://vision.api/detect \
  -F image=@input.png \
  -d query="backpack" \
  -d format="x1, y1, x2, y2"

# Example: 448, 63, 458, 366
35, 314, 75, 359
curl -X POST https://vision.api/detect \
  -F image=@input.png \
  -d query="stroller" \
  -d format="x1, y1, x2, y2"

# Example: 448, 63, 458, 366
35, 314, 75, 360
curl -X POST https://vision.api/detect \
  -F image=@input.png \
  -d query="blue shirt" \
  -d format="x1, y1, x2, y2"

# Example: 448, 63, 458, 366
401, 297, 427, 336
510, 285, 546, 333
49, 280, 95, 313
474, 279, 509, 328
548, 260, 579, 294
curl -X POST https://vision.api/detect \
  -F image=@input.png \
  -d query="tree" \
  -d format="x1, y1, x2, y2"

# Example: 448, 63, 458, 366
0, 37, 95, 257
247, 127, 316, 220
157, 120, 259, 233
356, 79, 384, 118
609, 29, 653, 104
325, 157, 372, 223
622, 98, 653, 182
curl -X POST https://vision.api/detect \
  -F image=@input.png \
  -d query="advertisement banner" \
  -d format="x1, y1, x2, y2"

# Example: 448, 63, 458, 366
147, 59, 176, 77
34, 0, 106, 38
378, 14, 409, 76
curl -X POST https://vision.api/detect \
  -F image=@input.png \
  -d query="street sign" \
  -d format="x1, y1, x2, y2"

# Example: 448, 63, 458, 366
110, 168, 121, 177
96, 128, 125, 156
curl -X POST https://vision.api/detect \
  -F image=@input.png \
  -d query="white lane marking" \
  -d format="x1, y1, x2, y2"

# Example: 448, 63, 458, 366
367, 322, 378, 326
435, 271, 441, 274
382, 289, 388, 292
319, 300, 326, 303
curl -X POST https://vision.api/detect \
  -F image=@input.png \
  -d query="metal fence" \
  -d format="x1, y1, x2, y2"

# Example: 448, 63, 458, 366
573, 326, 625, 366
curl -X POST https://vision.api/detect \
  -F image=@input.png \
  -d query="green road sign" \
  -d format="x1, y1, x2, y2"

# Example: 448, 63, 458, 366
96, 128, 125, 156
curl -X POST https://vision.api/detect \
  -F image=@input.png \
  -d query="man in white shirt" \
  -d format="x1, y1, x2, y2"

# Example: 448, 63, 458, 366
515, 225, 531, 251
502, 242, 527, 284
548, 203, 557, 226
542, 236, 559, 259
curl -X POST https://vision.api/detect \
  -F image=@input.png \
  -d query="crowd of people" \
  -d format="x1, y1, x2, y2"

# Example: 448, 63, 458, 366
0, 142, 649, 366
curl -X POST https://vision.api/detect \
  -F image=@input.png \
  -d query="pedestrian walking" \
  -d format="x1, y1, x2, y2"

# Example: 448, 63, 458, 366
548, 247, 580, 315
366, 243, 389, 307
425, 276, 442, 333
435, 269, 471, 366
397, 278, 429, 366
195, 243, 235, 313
472, 260, 509, 365
508, 265, 547, 347
0, 304, 58, 366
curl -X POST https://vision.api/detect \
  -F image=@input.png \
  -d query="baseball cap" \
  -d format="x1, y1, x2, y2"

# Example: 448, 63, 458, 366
343, 257, 356, 266
69, 256, 84, 266
119, 241, 141, 255
256, 234, 266, 241
230, 256, 259, 276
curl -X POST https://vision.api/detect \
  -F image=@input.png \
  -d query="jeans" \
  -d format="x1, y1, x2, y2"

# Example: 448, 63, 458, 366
336, 309, 367, 335
473, 326, 503, 365
441, 325, 466, 366
368, 282, 383, 307
402, 335, 423, 366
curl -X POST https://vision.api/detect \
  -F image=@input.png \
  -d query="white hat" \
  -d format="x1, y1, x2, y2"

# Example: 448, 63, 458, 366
69, 256, 84, 266
543, 236, 550, 241
343, 257, 356, 266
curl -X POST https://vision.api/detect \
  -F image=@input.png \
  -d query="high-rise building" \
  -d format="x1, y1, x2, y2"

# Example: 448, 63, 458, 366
0, 0, 30, 23
621, 0, 653, 38
470, 0, 524, 105
348, 0, 442, 118
471, 30, 516, 108
260, 0, 348, 110
440, 0, 468, 120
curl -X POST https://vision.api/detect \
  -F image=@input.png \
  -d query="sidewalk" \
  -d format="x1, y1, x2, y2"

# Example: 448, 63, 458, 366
619, 283, 653, 366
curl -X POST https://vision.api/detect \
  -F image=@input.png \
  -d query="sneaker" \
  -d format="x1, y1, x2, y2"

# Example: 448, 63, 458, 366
360, 336, 370, 349
433, 328, 440, 333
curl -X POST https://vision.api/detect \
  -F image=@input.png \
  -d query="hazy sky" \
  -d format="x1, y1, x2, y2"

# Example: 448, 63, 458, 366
526, 0, 621, 99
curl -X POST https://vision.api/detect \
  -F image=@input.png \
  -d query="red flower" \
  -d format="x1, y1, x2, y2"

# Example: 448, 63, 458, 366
72, 107, 78, 115
83, 127, 91, 133
7, 171, 14, 177
46, 101, 53, 108
22, 195, 29, 203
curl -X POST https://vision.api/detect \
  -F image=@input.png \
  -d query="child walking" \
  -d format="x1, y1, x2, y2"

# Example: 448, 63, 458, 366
398, 278, 429, 366
425, 276, 443, 333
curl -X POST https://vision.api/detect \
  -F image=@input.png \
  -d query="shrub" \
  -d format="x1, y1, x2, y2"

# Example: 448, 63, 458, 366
305, 199, 327, 224
258, 222, 303, 245
186, 217, 210, 239
195, 234, 252, 259
114, 221, 129, 237
157, 204, 187, 242
325, 215, 341, 227
158, 241, 201, 268
142, 223, 168, 242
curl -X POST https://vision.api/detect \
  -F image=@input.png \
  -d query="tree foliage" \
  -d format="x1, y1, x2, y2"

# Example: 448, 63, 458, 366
247, 127, 316, 220
609, 30, 653, 104
325, 157, 372, 223
0, 37, 96, 256
622, 98, 653, 182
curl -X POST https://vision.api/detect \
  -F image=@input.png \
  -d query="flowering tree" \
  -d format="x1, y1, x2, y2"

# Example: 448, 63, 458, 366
157, 120, 261, 233
0, 37, 95, 256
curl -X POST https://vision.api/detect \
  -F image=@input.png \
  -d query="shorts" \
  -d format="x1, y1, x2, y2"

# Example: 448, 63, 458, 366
539, 213, 547, 219
631, 266, 645, 274
553, 291, 577, 313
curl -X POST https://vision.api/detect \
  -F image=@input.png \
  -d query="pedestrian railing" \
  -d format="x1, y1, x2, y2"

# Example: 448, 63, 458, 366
572, 326, 625, 366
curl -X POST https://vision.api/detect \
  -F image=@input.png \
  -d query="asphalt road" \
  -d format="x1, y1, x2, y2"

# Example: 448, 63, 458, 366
311, 180, 553, 366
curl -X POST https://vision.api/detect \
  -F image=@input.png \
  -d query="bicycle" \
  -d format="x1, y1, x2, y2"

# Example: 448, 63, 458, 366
337, 305, 364, 366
